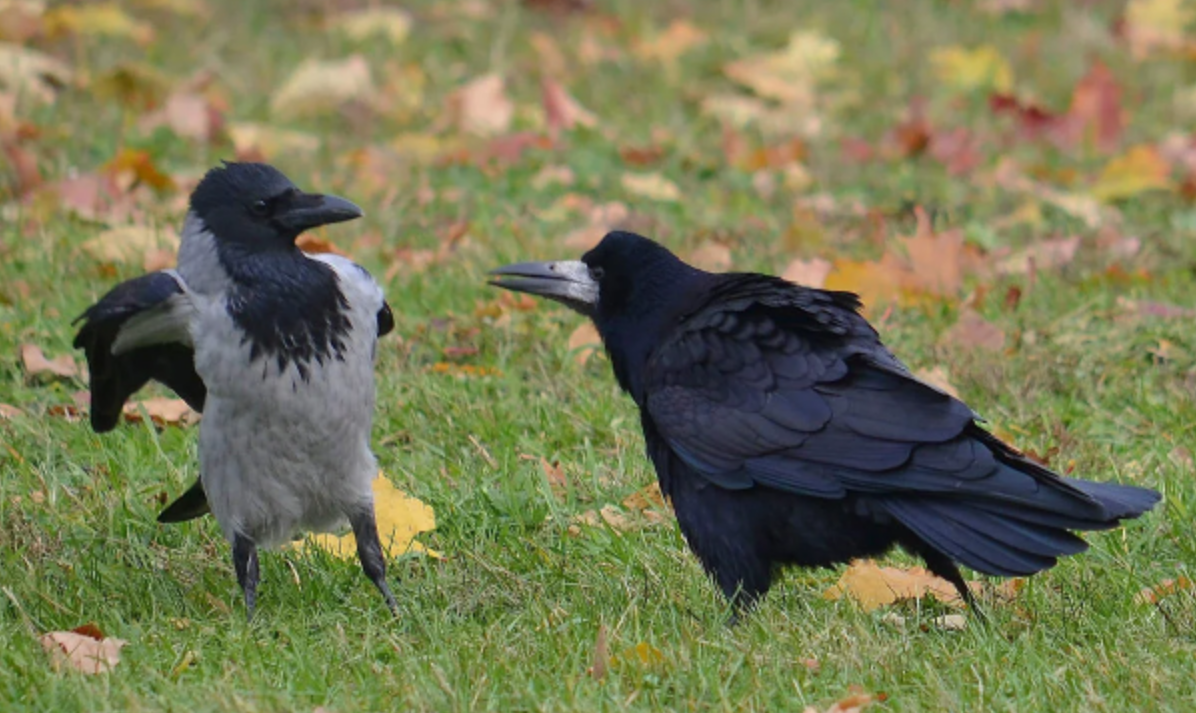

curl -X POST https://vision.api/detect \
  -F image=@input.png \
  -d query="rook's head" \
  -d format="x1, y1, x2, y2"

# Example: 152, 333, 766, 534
190, 162, 363, 250
489, 230, 694, 321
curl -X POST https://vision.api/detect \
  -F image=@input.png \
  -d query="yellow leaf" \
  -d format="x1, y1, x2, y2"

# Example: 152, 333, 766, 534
333, 7, 412, 45
1090, 144, 1173, 202
43, 3, 154, 44
226, 122, 320, 158
298, 473, 438, 560
823, 559, 966, 612
612, 641, 665, 670
1124, 0, 1195, 58
929, 45, 1013, 93
723, 30, 839, 105
823, 258, 908, 314
621, 171, 681, 202
81, 225, 180, 264
270, 55, 375, 119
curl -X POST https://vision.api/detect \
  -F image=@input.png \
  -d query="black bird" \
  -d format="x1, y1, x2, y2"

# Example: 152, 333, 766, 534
74, 162, 398, 618
490, 231, 1161, 611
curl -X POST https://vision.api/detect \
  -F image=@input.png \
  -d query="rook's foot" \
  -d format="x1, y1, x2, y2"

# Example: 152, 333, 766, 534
233, 534, 260, 621
349, 507, 399, 616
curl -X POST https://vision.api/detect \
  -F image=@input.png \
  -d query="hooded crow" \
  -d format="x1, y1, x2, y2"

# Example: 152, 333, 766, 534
490, 231, 1161, 612
74, 161, 398, 618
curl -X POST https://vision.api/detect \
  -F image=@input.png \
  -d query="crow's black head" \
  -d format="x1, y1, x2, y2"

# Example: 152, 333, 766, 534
190, 162, 362, 250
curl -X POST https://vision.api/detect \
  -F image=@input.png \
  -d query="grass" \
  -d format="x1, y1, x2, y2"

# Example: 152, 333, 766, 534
2, 0, 1196, 710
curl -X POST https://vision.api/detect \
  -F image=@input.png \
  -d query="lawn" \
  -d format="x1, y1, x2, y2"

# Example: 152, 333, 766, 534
2, 0, 1195, 710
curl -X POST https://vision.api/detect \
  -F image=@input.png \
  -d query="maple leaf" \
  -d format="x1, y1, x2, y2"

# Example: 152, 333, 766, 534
1090, 144, 1173, 202
297, 472, 438, 560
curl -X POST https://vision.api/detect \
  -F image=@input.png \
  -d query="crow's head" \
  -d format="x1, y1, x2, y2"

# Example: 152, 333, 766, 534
488, 231, 695, 320
190, 162, 362, 250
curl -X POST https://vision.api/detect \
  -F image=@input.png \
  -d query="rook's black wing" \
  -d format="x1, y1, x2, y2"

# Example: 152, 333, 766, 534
643, 274, 1158, 577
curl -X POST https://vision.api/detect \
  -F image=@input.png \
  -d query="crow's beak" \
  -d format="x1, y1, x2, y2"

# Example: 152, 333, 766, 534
488, 260, 598, 316
278, 192, 364, 234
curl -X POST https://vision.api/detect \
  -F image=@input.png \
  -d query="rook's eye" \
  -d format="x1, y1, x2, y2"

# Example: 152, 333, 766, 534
589, 266, 605, 281
251, 199, 269, 216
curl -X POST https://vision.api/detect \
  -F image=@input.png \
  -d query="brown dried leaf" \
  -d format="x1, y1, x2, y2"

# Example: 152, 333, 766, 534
621, 481, 666, 511
782, 257, 832, 288
804, 686, 879, 713
914, 365, 960, 398
20, 343, 77, 379
939, 310, 1006, 352
0, 403, 24, 419
541, 457, 568, 500
446, 73, 513, 137
332, 6, 412, 45
688, 241, 731, 272
567, 322, 602, 366
0, 42, 72, 104
296, 233, 348, 256
542, 77, 597, 136
588, 625, 608, 681
121, 397, 198, 427
1135, 576, 1193, 605
824, 559, 966, 611
39, 630, 127, 674
226, 122, 320, 159
995, 236, 1080, 276
723, 30, 839, 105
634, 20, 707, 63
138, 85, 223, 143
43, 3, 154, 44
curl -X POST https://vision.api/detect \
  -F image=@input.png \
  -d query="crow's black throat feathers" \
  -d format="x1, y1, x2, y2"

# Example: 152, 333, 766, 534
217, 242, 352, 380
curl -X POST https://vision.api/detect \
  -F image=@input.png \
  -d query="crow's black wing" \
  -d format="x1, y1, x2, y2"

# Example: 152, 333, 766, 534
73, 271, 205, 432
643, 274, 1156, 576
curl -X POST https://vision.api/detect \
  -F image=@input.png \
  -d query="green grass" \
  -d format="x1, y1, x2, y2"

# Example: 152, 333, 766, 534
3, 0, 1196, 710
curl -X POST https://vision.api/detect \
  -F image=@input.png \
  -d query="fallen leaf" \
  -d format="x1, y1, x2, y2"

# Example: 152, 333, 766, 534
930, 45, 1013, 93
81, 224, 180, 264
0, 403, 24, 419
296, 233, 348, 256
20, 343, 77, 379
426, 363, 502, 378
39, 630, 127, 674
43, 3, 154, 44
1115, 296, 1196, 319
567, 322, 602, 366
621, 171, 680, 202
332, 6, 412, 45
226, 122, 320, 159
939, 310, 1006, 352
995, 236, 1081, 275
531, 164, 575, 189
588, 625, 608, 681
446, 73, 513, 137
634, 20, 707, 63
270, 55, 375, 119
541, 457, 568, 500
0, 0, 44, 43
688, 241, 732, 271
621, 482, 667, 511
804, 686, 879, 713
137, 72, 223, 143
121, 397, 197, 427
612, 641, 665, 670
0, 42, 73, 104
824, 559, 966, 611
931, 614, 968, 631
1068, 60, 1124, 154
104, 147, 175, 192
724, 30, 839, 105
299, 472, 438, 559
1090, 144, 1172, 202
782, 257, 832, 288
1135, 576, 1193, 604
1123, 0, 1195, 59
914, 365, 960, 398
542, 77, 597, 136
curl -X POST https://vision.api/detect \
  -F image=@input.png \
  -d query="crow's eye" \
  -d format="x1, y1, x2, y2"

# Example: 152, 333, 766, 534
589, 266, 605, 281
250, 199, 269, 216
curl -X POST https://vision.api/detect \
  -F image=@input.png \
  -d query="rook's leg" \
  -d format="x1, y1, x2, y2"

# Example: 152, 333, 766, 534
233, 534, 260, 621
348, 507, 399, 615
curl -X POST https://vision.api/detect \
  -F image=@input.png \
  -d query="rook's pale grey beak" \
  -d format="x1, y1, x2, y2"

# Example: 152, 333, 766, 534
278, 193, 364, 234
488, 260, 598, 316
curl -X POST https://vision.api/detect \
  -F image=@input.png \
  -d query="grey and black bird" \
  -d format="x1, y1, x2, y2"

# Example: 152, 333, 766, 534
490, 231, 1161, 612
73, 162, 398, 618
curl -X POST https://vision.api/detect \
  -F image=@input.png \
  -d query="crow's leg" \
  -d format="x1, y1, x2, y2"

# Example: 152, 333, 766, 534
348, 507, 399, 615
917, 545, 988, 622
232, 533, 260, 621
